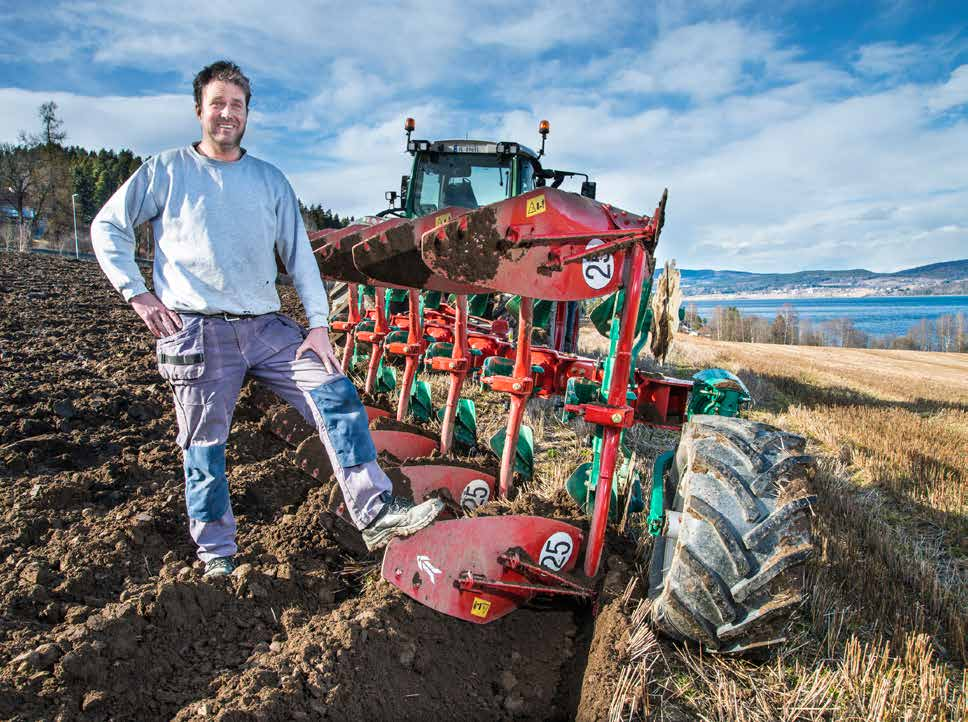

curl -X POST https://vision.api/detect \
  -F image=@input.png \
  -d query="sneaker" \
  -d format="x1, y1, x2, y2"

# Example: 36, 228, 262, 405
203, 556, 236, 578
361, 493, 445, 552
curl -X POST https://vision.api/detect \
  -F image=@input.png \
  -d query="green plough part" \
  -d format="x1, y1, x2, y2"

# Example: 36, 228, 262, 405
562, 377, 602, 422
481, 356, 543, 389
385, 329, 409, 345
686, 368, 751, 419
422, 290, 442, 310
409, 380, 433, 423
505, 296, 554, 337
569, 278, 655, 523
565, 451, 644, 521
489, 424, 534, 480
467, 293, 492, 318
647, 450, 675, 536
439, 398, 477, 450
375, 359, 396, 395
424, 341, 453, 361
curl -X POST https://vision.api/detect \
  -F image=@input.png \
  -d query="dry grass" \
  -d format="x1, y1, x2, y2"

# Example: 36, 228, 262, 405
577, 328, 968, 719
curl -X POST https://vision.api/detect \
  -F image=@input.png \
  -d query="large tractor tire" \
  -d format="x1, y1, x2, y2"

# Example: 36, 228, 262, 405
648, 415, 816, 654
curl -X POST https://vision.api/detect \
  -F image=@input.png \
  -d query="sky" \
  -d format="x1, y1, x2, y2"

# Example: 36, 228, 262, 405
1, 0, 967, 273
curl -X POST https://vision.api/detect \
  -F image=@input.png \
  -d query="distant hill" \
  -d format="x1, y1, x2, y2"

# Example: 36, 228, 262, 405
678, 259, 968, 298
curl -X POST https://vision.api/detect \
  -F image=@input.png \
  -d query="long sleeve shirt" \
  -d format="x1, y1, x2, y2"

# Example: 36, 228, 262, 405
91, 144, 329, 327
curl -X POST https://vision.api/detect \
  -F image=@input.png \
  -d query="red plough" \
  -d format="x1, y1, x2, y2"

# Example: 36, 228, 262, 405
381, 516, 590, 624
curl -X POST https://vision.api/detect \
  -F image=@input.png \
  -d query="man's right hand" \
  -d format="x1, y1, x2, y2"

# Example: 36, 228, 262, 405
130, 292, 183, 338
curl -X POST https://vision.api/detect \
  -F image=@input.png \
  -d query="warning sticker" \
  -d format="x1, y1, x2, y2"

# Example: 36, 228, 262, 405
435, 212, 452, 227
525, 194, 546, 217
471, 598, 492, 618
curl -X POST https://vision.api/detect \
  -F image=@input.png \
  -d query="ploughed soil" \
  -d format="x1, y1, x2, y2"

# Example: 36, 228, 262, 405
0, 252, 640, 721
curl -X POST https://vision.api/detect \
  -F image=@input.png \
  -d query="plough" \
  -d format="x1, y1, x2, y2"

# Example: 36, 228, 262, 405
277, 119, 816, 651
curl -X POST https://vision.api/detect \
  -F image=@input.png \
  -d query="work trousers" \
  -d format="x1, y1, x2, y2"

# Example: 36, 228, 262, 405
155, 312, 391, 562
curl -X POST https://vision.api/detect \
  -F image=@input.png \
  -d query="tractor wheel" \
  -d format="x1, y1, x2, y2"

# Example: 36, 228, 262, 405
647, 415, 816, 654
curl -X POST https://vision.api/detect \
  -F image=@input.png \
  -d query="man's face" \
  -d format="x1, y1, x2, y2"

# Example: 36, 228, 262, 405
196, 79, 247, 150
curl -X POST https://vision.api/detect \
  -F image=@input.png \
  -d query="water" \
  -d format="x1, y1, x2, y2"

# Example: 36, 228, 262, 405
688, 296, 968, 337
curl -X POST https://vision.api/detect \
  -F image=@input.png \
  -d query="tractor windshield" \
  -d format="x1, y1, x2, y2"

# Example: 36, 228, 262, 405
411, 153, 513, 214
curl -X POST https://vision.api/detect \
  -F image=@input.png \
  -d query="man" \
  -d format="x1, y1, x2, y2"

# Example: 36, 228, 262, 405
92, 60, 442, 578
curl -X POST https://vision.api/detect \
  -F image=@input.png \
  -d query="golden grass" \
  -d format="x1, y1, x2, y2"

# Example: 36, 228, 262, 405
574, 328, 968, 718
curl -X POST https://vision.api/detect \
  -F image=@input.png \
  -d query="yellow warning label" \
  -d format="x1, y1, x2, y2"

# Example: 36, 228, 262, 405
470, 597, 491, 618
526, 194, 546, 217
435, 212, 452, 227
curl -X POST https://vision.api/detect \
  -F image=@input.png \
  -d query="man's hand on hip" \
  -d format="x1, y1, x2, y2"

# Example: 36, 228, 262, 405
131, 292, 183, 338
296, 326, 341, 374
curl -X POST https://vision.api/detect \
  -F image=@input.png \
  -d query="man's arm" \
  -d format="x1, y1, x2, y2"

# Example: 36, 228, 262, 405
91, 160, 182, 337
275, 179, 340, 372
275, 180, 330, 329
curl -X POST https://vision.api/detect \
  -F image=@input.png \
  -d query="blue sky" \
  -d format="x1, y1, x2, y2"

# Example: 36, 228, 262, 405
2, 0, 967, 272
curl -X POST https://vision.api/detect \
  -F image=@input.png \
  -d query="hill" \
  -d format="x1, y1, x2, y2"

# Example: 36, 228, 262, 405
678, 258, 968, 298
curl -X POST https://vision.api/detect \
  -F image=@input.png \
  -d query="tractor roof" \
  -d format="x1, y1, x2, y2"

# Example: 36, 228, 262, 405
429, 139, 540, 160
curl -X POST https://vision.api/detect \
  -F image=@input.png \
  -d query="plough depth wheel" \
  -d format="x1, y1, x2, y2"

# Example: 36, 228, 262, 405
647, 415, 816, 653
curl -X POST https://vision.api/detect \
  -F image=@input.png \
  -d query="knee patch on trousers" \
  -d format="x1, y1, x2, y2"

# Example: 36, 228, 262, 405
184, 443, 229, 522
309, 377, 377, 469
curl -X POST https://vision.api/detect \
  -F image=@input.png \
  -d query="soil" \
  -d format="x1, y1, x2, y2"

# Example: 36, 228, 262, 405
0, 251, 640, 721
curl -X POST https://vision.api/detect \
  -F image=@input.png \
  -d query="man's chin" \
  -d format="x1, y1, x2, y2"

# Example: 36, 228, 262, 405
211, 132, 245, 151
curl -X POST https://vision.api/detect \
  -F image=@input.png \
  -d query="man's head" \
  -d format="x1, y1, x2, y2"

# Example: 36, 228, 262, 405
193, 60, 250, 157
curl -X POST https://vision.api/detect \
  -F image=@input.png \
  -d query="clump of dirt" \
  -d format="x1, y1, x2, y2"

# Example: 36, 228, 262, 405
0, 252, 642, 720
369, 415, 439, 441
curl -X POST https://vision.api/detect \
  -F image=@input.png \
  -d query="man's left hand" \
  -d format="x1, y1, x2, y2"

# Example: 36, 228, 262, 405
296, 326, 342, 374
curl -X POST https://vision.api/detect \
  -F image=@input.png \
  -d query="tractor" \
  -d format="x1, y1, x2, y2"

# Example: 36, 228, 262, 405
286, 118, 816, 654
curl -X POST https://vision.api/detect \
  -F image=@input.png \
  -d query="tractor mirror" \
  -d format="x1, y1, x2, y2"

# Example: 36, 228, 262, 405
581, 181, 596, 199
400, 175, 409, 206
385, 190, 398, 206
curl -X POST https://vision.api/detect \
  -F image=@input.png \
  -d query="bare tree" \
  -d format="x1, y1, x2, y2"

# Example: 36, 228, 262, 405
0, 143, 47, 251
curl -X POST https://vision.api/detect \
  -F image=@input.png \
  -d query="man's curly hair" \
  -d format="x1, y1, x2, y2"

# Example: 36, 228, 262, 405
193, 60, 251, 109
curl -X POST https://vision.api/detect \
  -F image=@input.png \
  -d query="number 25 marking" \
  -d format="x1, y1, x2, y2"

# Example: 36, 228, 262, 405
581, 239, 613, 290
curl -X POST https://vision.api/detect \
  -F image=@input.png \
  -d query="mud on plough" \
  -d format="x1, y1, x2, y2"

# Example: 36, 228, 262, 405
270, 122, 817, 651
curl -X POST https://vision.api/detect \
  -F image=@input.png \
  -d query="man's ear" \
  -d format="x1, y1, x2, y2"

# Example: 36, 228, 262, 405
195, 103, 202, 118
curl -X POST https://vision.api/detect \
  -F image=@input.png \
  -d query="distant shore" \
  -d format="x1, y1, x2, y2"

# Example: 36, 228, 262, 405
683, 291, 967, 302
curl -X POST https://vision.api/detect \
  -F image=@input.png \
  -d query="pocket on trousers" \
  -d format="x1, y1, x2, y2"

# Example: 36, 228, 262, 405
309, 376, 377, 468
157, 319, 205, 382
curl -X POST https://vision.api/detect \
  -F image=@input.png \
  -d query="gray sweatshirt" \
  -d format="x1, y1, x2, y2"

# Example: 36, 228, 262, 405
91, 144, 329, 327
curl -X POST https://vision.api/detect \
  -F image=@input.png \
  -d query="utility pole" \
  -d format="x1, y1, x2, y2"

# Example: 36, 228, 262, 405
71, 192, 79, 260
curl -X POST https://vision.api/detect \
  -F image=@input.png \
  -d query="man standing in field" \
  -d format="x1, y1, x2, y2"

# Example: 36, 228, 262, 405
91, 60, 443, 578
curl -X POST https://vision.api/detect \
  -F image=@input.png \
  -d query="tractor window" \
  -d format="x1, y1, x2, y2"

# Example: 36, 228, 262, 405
411, 153, 513, 214
518, 160, 536, 193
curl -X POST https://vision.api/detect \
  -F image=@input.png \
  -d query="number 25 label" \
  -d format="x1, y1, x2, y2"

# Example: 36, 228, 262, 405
539, 531, 574, 571
582, 238, 613, 290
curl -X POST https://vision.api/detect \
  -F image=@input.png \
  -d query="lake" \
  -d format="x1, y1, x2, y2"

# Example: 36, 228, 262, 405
687, 296, 968, 337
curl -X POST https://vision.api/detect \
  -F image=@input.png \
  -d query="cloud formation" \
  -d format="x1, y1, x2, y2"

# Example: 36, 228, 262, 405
1, 1, 966, 272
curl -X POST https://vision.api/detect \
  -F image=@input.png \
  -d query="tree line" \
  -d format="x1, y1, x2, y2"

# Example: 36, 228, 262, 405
684, 303, 968, 352
1, 102, 349, 257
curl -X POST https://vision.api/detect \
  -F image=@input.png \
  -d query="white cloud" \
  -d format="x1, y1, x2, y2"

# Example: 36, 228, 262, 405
2, 3, 967, 273
853, 41, 923, 76
926, 64, 968, 113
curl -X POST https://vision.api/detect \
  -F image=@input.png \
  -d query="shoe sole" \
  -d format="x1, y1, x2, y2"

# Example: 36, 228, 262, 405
363, 498, 445, 552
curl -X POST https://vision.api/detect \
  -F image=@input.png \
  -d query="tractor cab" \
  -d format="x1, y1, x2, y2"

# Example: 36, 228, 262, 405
405, 139, 537, 215
384, 118, 596, 218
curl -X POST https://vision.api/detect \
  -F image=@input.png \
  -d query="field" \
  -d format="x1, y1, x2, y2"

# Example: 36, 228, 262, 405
0, 251, 965, 720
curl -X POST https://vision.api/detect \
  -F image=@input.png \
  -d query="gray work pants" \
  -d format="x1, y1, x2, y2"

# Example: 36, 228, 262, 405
155, 312, 391, 562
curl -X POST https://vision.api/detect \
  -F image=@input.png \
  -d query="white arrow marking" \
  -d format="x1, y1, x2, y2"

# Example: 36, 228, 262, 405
416, 554, 442, 584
